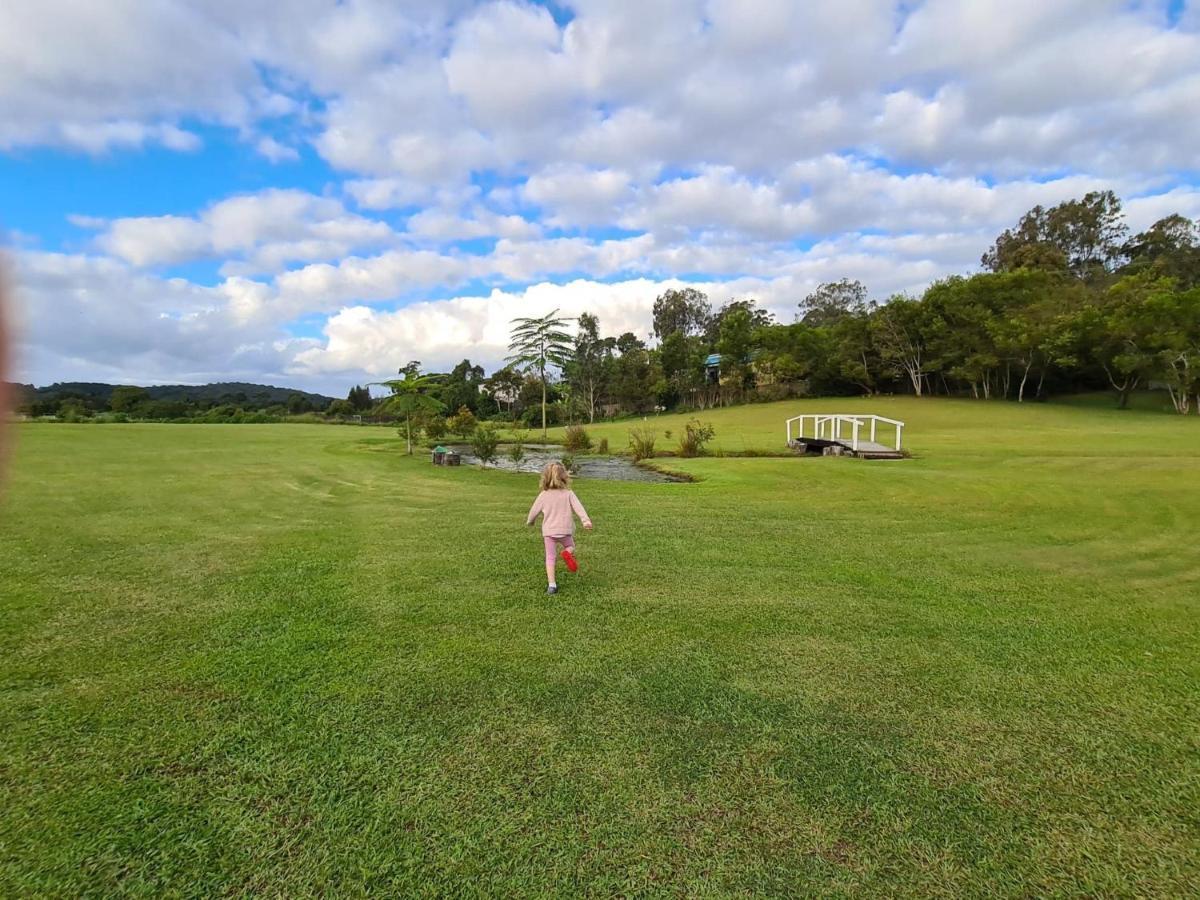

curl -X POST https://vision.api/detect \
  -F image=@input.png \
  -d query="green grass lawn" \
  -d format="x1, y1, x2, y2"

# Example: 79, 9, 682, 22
542, 391, 1200, 459
2, 399, 1198, 896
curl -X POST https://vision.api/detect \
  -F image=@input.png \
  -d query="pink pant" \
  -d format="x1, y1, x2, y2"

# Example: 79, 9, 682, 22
544, 534, 575, 566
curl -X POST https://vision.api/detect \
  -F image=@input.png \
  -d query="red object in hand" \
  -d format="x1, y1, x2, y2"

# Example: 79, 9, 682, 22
561, 548, 578, 572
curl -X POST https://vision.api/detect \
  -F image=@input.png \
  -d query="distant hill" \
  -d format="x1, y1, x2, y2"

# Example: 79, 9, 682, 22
7, 381, 337, 407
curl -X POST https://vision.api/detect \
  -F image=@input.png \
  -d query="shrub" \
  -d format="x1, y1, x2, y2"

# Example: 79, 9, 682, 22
470, 425, 500, 467
564, 424, 592, 452
424, 416, 448, 443
447, 406, 478, 439
597, 437, 609, 455
628, 427, 657, 461
507, 429, 529, 465
678, 419, 716, 457
398, 422, 424, 446
560, 454, 579, 474
58, 399, 90, 422
520, 401, 565, 429
142, 399, 189, 419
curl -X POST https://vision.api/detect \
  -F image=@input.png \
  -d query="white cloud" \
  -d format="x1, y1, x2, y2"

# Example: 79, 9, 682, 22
629, 168, 817, 240
86, 189, 396, 274
4, 0, 1197, 178
290, 278, 695, 378
522, 166, 635, 227
0, 0, 255, 152
54, 121, 203, 154
778, 157, 1144, 237
444, 2, 581, 130
97, 216, 211, 268
882, 2, 1200, 174
255, 136, 300, 163
1124, 187, 1200, 233
890, 0, 1113, 73
406, 207, 543, 241
272, 248, 477, 315
10, 250, 311, 388
314, 54, 492, 179
344, 178, 421, 210
517, 155, 1154, 247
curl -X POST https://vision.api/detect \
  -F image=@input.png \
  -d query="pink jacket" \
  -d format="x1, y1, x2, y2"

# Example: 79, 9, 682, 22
526, 489, 591, 537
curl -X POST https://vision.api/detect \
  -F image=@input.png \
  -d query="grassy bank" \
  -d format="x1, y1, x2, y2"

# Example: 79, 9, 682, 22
545, 392, 1199, 458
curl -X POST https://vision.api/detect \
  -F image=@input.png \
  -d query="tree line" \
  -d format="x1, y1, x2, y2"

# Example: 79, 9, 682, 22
384, 191, 1200, 431
11, 381, 336, 422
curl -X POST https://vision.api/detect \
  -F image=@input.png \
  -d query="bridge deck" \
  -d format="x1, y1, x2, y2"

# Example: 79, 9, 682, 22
788, 437, 904, 459
838, 439, 902, 457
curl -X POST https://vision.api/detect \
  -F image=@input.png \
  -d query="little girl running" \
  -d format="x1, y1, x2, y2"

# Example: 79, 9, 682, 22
526, 461, 592, 594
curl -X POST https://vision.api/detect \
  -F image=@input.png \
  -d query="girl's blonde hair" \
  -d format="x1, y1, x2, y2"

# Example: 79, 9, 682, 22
539, 461, 570, 491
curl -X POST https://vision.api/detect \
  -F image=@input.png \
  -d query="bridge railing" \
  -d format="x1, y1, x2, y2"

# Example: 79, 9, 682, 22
785, 414, 905, 452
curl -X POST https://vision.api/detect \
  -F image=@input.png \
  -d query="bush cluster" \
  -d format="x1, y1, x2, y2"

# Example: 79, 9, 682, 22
677, 420, 716, 457
563, 424, 593, 452
628, 427, 657, 461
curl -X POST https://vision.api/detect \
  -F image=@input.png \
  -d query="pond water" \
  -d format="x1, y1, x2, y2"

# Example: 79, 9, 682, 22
446, 443, 685, 483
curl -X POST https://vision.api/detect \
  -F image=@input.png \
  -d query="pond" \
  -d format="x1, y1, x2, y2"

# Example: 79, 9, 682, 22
446, 443, 686, 483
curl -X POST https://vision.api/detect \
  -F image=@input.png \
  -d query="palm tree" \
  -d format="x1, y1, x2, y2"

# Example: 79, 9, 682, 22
373, 369, 444, 454
507, 310, 573, 438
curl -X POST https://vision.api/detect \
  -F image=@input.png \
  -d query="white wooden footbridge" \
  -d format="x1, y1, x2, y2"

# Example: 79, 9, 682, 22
785, 413, 906, 459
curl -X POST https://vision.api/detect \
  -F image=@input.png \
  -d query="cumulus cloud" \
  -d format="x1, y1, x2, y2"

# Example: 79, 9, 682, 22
254, 136, 300, 163
288, 255, 962, 381
271, 248, 477, 315
10, 250, 315, 389
289, 278, 730, 378
6, 0, 1198, 175
84, 189, 396, 274
628, 168, 817, 240
444, 2, 582, 130
406, 207, 543, 242
1, 0, 256, 152
521, 166, 635, 227
343, 177, 476, 211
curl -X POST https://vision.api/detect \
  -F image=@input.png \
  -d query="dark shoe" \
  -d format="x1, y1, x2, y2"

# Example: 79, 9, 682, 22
547, 585, 558, 595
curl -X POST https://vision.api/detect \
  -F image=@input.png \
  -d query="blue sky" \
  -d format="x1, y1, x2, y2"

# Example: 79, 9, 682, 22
2, 0, 1198, 394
